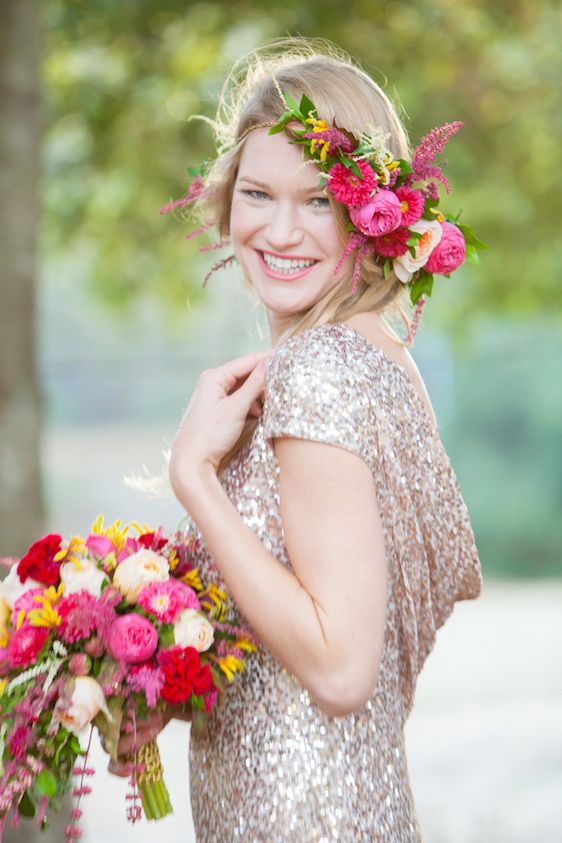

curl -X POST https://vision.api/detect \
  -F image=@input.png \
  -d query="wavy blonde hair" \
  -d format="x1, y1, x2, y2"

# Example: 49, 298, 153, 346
186, 37, 415, 473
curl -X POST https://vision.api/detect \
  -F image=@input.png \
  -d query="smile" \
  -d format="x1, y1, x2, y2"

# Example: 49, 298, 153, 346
257, 250, 318, 280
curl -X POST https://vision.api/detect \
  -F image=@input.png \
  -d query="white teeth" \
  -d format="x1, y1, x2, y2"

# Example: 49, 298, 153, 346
261, 253, 316, 274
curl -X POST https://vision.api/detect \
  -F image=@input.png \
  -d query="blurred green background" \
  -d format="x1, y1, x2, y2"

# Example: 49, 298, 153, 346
2, 0, 561, 578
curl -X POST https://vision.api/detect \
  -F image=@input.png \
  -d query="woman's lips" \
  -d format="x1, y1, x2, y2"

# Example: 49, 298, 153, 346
256, 250, 318, 281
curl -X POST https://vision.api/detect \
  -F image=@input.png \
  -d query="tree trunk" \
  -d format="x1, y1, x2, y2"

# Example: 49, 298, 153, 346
0, 0, 44, 557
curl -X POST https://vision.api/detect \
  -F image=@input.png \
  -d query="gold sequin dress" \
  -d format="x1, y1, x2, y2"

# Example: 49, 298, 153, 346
187, 322, 483, 842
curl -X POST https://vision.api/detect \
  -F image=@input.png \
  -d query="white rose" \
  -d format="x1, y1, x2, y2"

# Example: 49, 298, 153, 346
0, 564, 42, 610
56, 676, 112, 736
60, 559, 106, 597
112, 548, 169, 604
173, 608, 214, 653
393, 219, 443, 283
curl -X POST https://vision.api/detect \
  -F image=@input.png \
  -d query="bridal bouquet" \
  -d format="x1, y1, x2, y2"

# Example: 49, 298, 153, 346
0, 516, 257, 839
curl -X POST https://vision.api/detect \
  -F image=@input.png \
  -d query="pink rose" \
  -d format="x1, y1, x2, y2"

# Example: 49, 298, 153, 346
425, 221, 466, 275
350, 191, 402, 237
106, 614, 158, 664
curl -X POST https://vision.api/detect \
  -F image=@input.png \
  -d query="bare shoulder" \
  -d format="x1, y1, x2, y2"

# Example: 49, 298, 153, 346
343, 313, 439, 430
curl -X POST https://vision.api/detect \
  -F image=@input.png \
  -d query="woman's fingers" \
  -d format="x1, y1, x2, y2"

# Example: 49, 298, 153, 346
213, 350, 273, 392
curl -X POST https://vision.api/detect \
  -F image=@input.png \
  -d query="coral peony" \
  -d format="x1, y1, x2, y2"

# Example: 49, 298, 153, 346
425, 221, 466, 275
106, 614, 159, 664
350, 191, 402, 237
393, 219, 443, 283
327, 160, 377, 207
395, 186, 425, 226
17, 534, 62, 586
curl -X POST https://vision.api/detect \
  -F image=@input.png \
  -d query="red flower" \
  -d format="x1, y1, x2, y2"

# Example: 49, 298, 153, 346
158, 646, 214, 705
7, 625, 49, 668
327, 160, 378, 208
138, 532, 167, 552
17, 534, 62, 586
372, 226, 410, 258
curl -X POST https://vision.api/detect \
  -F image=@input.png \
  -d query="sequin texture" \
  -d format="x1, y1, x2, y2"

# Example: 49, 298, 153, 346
187, 322, 483, 842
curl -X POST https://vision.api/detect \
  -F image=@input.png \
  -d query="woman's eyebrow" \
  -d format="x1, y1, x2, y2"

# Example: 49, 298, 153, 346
238, 176, 326, 195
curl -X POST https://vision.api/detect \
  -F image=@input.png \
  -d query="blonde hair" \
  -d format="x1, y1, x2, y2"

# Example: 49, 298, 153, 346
187, 37, 415, 473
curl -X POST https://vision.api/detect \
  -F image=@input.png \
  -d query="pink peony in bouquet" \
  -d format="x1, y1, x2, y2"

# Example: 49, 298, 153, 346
0, 516, 257, 839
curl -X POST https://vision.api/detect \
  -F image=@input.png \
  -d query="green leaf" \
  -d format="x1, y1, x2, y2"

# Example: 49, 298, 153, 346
37, 768, 58, 798
396, 158, 413, 175
159, 623, 175, 648
283, 92, 300, 114
93, 696, 124, 762
407, 231, 423, 247
457, 223, 489, 250
299, 94, 316, 119
345, 221, 357, 232
19, 790, 36, 818
190, 693, 205, 711
383, 259, 392, 279
409, 273, 434, 305
465, 244, 481, 264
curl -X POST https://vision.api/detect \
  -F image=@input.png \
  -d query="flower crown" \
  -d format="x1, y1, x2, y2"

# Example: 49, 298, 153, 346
160, 91, 487, 342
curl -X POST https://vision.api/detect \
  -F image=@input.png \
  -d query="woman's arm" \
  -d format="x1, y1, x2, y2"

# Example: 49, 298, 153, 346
176, 436, 388, 718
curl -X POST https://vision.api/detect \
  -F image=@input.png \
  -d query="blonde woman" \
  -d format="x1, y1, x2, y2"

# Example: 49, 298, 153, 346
110, 39, 482, 842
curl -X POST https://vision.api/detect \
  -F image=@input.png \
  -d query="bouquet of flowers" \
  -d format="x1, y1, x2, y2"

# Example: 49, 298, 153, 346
0, 516, 257, 840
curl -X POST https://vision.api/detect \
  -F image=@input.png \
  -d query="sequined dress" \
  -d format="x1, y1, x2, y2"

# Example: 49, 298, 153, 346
187, 322, 483, 843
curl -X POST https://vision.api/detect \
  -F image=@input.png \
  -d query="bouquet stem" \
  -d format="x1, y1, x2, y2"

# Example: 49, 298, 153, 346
137, 739, 173, 820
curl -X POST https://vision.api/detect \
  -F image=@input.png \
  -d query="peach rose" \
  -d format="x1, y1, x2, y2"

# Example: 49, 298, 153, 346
112, 548, 169, 604
393, 219, 443, 283
56, 676, 111, 735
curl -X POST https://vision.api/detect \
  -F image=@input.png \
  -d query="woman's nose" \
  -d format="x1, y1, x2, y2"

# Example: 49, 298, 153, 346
266, 202, 303, 250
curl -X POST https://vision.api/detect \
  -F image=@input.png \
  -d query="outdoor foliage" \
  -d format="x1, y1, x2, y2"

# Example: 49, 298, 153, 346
42, 0, 562, 323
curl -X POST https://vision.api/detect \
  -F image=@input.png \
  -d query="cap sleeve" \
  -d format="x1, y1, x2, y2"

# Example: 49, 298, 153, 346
262, 326, 376, 475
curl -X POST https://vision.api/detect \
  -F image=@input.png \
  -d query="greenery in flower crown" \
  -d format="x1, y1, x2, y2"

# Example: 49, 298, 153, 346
268, 92, 488, 306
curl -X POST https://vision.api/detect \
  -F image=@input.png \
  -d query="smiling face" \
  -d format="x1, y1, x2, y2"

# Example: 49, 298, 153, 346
229, 127, 348, 342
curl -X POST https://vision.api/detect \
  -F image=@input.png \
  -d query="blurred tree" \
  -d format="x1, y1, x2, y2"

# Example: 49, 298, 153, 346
0, 0, 44, 555
40, 0, 562, 323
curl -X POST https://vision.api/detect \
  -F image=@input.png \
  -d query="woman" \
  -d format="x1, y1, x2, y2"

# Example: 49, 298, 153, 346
110, 40, 483, 842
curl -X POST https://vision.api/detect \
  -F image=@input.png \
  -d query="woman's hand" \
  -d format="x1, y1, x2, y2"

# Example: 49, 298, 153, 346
104, 707, 191, 778
169, 349, 272, 498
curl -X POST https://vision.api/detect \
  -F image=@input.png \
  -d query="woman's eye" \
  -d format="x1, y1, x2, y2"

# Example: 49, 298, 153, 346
308, 196, 331, 209
241, 189, 269, 200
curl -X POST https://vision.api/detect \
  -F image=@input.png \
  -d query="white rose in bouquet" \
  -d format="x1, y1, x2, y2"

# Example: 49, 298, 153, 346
173, 608, 214, 653
0, 564, 42, 609
112, 548, 169, 603
60, 559, 107, 597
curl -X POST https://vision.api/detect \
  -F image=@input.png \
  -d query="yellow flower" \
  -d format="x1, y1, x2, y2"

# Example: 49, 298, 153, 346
0, 678, 7, 697
218, 655, 245, 682
0, 626, 9, 648
27, 590, 62, 628
54, 535, 86, 565
235, 638, 258, 654
182, 568, 203, 591
168, 549, 179, 572
429, 207, 445, 223
304, 116, 331, 161
199, 583, 227, 620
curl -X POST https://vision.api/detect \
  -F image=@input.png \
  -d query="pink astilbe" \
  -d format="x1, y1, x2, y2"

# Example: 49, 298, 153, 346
126, 664, 165, 708
301, 126, 356, 155
159, 176, 205, 215
203, 254, 238, 287
406, 121, 464, 194
405, 297, 427, 345
333, 231, 373, 295
57, 592, 98, 644
7, 722, 34, 760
